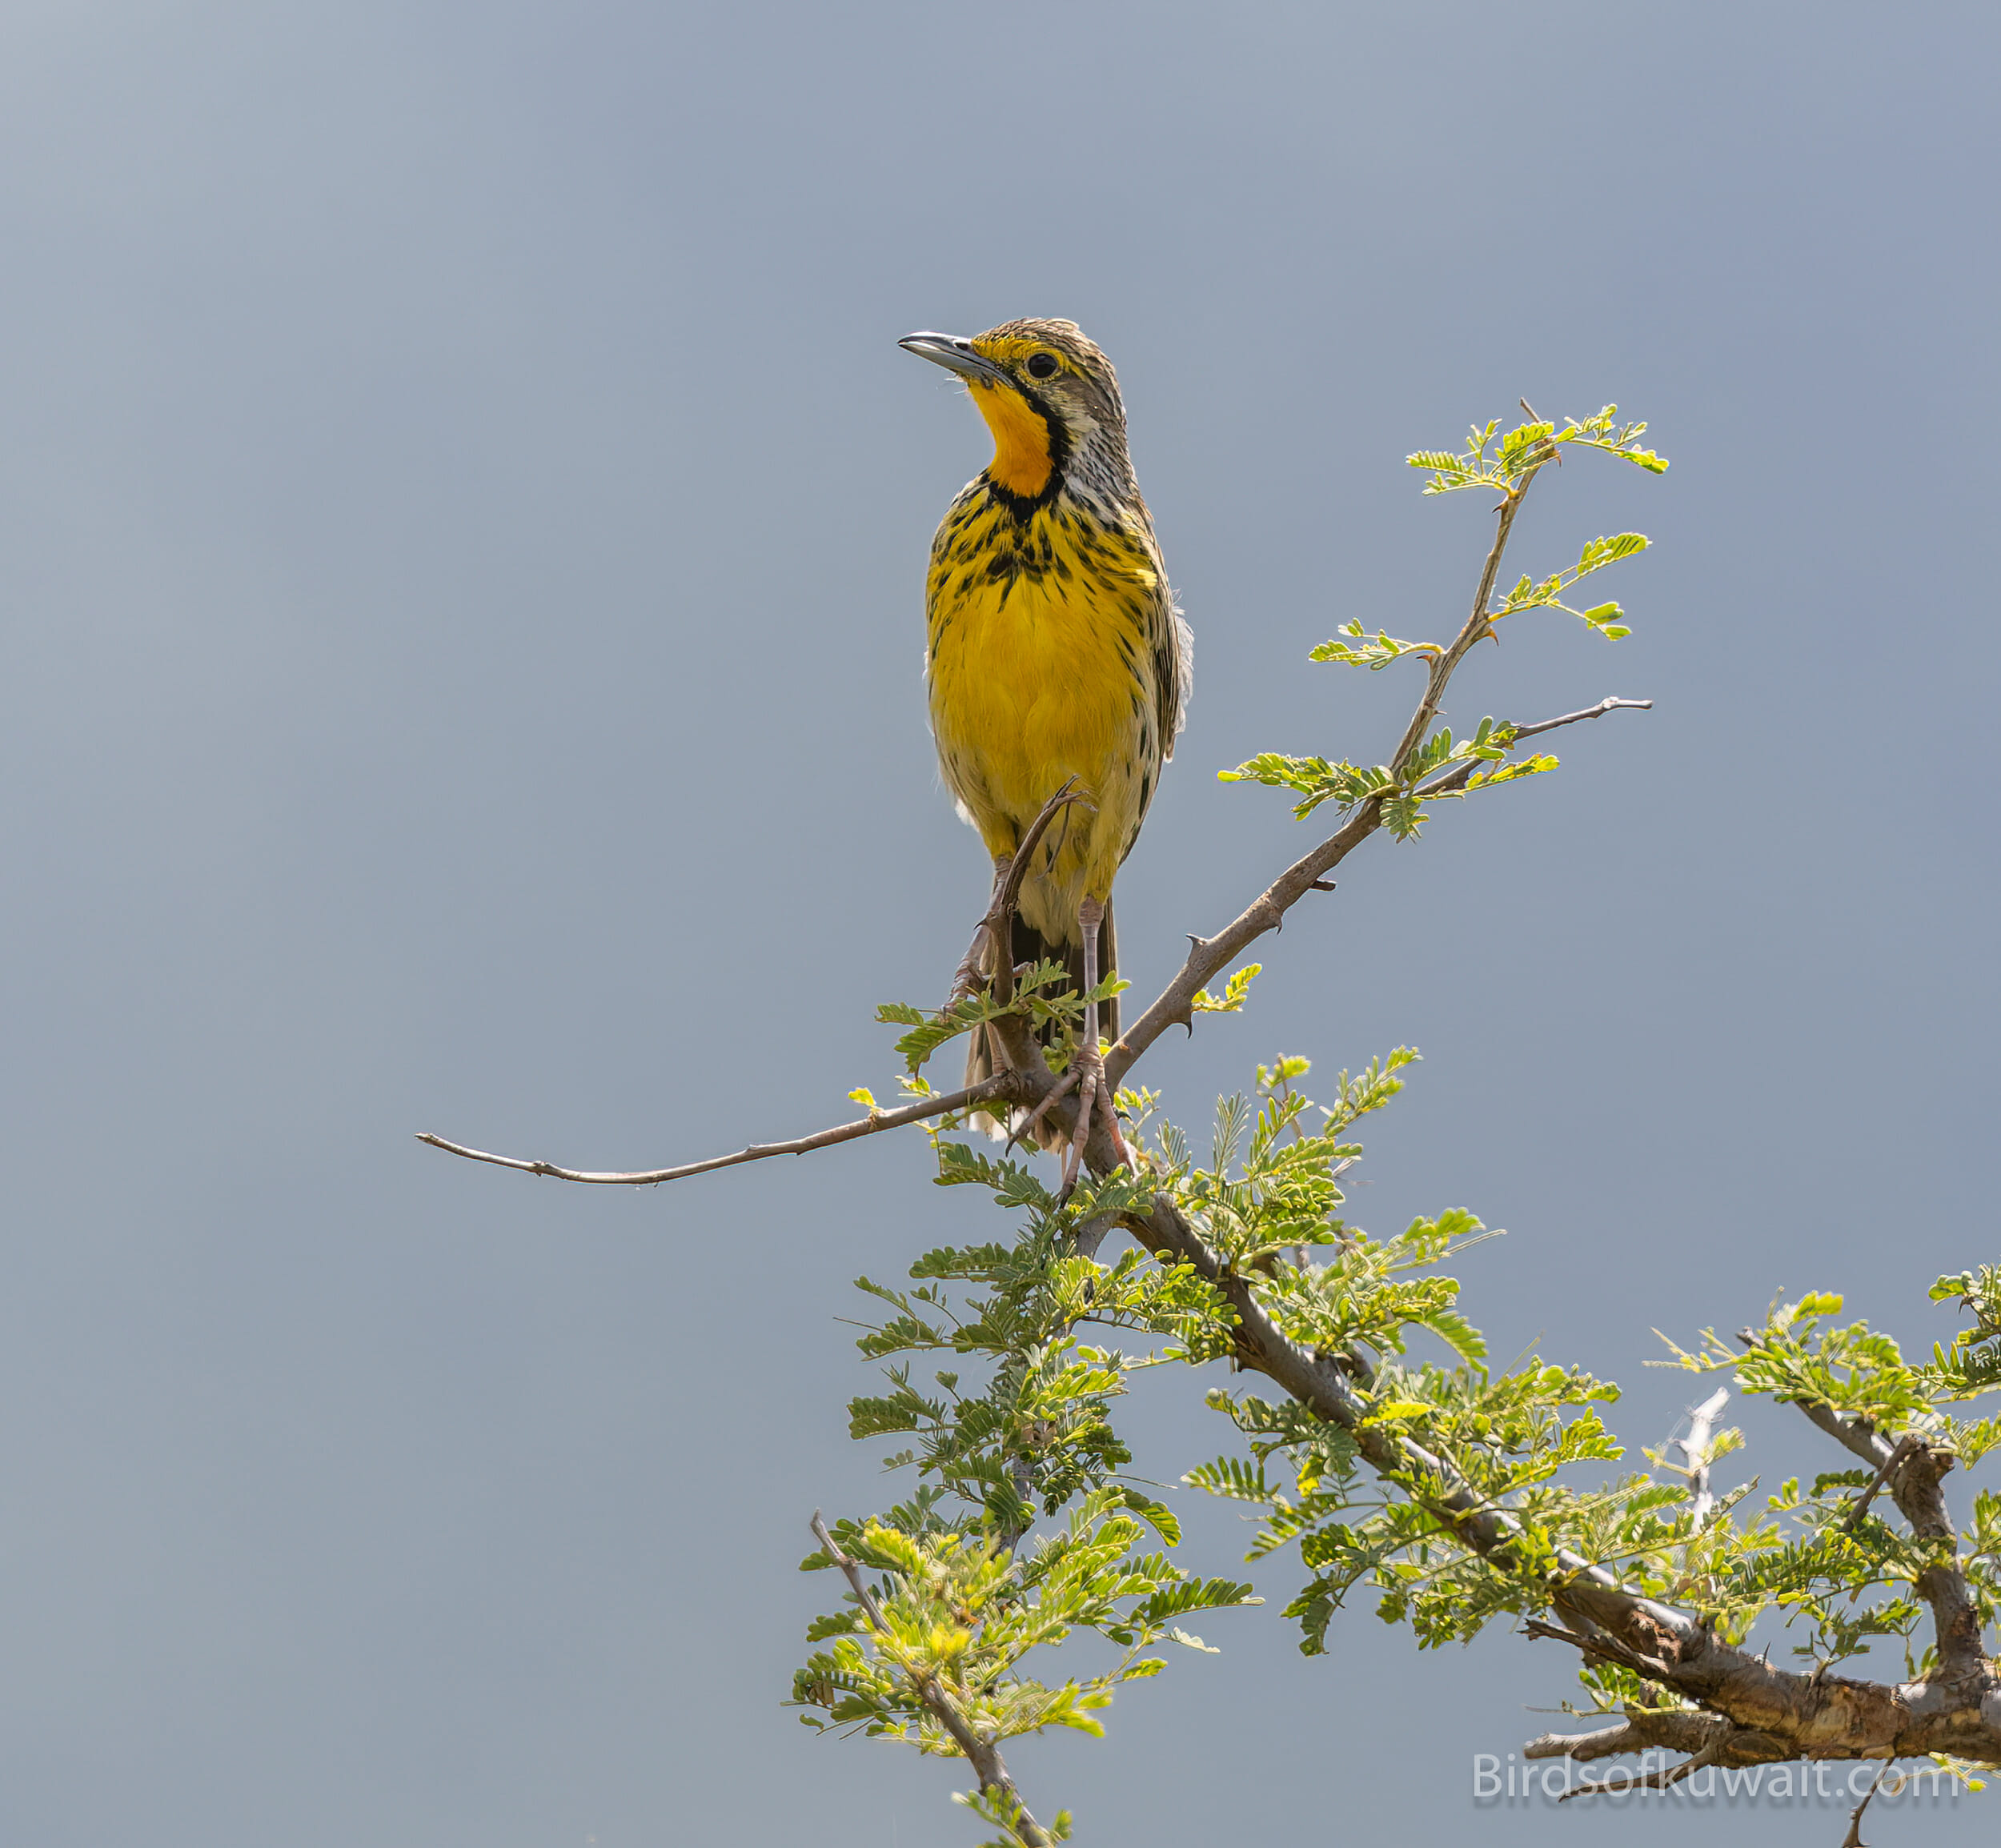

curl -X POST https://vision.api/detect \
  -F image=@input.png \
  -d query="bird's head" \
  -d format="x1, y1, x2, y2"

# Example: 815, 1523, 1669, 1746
900, 318, 1132, 508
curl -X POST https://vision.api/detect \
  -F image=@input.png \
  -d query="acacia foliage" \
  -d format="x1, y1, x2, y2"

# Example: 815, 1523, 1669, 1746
789, 411, 1997, 1843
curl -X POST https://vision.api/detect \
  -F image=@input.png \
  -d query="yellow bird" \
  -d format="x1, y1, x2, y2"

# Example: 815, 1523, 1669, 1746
900, 319, 1192, 1174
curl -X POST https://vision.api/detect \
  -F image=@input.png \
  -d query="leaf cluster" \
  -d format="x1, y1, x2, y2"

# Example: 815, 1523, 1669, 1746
1222, 413, 1665, 842
793, 1487, 1256, 1755
1222, 716, 1558, 838
1650, 1290, 2001, 1669
1406, 405, 1667, 496
794, 1149, 1261, 1793
876, 960, 1097, 1078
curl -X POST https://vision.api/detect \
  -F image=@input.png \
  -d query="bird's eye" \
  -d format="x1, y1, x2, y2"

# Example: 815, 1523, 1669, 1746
1025, 352, 1059, 380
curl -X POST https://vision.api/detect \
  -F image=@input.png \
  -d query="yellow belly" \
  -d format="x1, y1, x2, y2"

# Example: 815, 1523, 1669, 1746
926, 516, 1158, 946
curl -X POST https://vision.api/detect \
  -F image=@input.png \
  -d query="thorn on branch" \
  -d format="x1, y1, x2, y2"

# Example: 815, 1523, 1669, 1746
1843, 1760, 1892, 1848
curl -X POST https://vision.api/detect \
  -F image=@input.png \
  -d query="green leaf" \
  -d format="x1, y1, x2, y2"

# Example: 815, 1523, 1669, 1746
1192, 964, 1261, 1014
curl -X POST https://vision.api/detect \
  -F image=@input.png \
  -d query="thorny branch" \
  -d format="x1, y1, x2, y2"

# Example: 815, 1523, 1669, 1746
1843, 1761, 1893, 1848
1735, 1329, 1987, 1682
808, 1512, 1052, 1848
1121, 1191, 1998, 1776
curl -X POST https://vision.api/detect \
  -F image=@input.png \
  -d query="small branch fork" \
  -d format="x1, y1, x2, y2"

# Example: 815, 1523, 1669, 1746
1732, 1329, 1989, 1682
808, 1513, 1052, 1848
1104, 691, 1648, 1088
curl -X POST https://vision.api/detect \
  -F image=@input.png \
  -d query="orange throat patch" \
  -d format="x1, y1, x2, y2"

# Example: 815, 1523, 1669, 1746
969, 379, 1056, 499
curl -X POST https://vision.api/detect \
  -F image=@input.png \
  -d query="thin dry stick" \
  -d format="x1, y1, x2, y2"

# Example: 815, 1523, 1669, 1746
1406, 697, 1654, 806
1842, 1759, 1892, 1848
987, 780, 1084, 1011
1845, 1434, 1916, 1533
1507, 694, 1653, 741
416, 1073, 1023, 1186
808, 1513, 1051, 1848
1559, 1734, 1729, 1803
1681, 1386, 1731, 1525
952, 779, 1083, 1010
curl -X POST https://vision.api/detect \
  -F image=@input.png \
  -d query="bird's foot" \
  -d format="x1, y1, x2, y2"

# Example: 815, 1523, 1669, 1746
1060, 1040, 1129, 1191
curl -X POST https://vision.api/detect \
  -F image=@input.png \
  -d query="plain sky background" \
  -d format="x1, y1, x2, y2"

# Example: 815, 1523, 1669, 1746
1, 2, 1995, 1843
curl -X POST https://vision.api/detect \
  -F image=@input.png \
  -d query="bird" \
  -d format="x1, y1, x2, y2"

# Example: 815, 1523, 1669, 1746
900, 319, 1191, 1181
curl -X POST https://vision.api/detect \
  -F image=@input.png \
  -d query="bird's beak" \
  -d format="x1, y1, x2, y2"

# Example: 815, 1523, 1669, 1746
899, 331, 1013, 390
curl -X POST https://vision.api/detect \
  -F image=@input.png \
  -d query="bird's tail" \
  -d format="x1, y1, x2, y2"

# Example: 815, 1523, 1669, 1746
965, 901, 1118, 1145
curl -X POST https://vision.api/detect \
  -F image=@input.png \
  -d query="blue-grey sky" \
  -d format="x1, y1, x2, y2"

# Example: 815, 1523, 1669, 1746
2, 3, 1995, 1843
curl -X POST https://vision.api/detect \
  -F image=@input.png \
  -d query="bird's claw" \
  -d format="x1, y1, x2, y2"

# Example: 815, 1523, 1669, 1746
1057, 1040, 1129, 1191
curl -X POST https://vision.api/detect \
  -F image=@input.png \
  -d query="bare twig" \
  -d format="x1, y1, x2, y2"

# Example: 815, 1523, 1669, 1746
418, 786, 1099, 1193
1842, 1759, 1891, 1848
1407, 696, 1655, 806
965, 779, 1084, 1011
416, 1072, 1025, 1187
995, 781, 1084, 924
1103, 689, 1650, 1088
1680, 1386, 1731, 1525
1846, 1434, 1918, 1533
1510, 694, 1654, 740
1559, 1733, 1727, 1802
808, 1513, 1051, 1848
